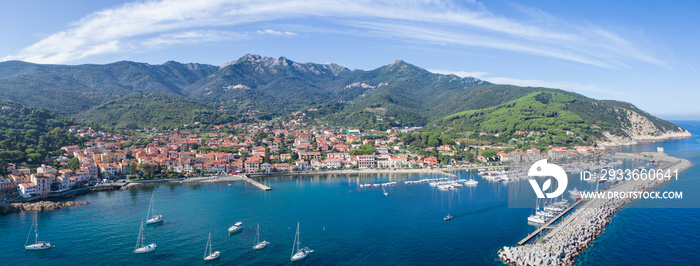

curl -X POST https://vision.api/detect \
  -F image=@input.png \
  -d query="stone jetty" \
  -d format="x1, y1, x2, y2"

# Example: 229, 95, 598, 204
498, 152, 692, 265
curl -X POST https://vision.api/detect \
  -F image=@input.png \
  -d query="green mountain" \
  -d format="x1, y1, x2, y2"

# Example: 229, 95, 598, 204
0, 100, 86, 169
0, 60, 218, 115
427, 91, 687, 146
75, 93, 240, 130
0, 54, 688, 146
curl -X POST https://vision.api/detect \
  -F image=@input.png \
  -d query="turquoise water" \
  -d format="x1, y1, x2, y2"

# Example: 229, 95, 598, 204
2, 121, 700, 265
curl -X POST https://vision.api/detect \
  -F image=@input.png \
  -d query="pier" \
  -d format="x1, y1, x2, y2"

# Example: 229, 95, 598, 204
435, 170, 457, 177
242, 175, 271, 191
517, 199, 584, 246
499, 152, 693, 265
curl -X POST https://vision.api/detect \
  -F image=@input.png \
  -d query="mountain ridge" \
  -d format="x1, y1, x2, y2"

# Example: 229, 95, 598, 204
0, 54, 689, 146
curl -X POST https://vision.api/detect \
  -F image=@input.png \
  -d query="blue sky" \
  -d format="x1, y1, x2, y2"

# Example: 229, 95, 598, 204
0, 0, 698, 118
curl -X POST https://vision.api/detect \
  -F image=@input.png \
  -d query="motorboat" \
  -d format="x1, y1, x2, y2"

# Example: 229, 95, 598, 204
444, 214, 453, 221
228, 222, 243, 233
527, 214, 546, 224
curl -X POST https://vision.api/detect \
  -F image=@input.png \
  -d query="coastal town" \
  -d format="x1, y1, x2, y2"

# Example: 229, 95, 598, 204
0, 119, 607, 202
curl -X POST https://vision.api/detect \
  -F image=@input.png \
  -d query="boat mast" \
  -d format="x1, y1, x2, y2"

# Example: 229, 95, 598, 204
25, 220, 32, 246
291, 222, 300, 256
204, 233, 211, 258
135, 222, 142, 250
147, 190, 155, 219
255, 224, 260, 245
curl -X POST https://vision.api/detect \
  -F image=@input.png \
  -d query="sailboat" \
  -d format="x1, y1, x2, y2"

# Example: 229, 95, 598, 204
146, 190, 163, 224
290, 222, 314, 261
382, 187, 388, 197
203, 233, 220, 261
24, 212, 54, 250
134, 221, 156, 253
253, 224, 269, 250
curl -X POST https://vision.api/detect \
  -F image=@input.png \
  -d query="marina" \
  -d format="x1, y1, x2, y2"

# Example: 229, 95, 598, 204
499, 152, 693, 265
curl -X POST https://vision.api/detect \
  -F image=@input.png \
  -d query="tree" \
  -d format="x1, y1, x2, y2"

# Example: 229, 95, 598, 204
481, 149, 497, 159
67, 157, 80, 171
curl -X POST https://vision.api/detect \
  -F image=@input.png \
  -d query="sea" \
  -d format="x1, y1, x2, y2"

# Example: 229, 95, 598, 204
2, 121, 700, 266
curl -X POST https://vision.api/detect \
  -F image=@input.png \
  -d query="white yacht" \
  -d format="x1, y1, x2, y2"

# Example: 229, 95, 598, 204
24, 213, 54, 250
291, 222, 313, 261
537, 210, 555, 218
253, 224, 269, 250
465, 179, 479, 186
203, 233, 220, 261
382, 187, 388, 197
527, 214, 546, 224
145, 190, 163, 224
444, 214, 454, 221
543, 204, 564, 212
134, 221, 157, 253
228, 222, 243, 233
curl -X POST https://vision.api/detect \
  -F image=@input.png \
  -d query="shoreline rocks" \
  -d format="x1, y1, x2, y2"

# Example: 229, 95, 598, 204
0, 201, 89, 214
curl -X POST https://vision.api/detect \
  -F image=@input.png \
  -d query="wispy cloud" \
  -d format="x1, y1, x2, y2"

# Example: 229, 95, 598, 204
257, 29, 296, 36
1, 0, 664, 67
143, 30, 241, 48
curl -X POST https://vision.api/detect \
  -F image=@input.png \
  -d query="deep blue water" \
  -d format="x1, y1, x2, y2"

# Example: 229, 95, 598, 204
2, 121, 699, 265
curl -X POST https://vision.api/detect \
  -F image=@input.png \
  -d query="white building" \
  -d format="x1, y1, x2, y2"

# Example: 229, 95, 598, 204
18, 183, 37, 198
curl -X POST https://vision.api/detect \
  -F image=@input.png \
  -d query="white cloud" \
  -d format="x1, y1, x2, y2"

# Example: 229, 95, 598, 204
257, 29, 296, 36
1, 0, 665, 67
142, 30, 241, 48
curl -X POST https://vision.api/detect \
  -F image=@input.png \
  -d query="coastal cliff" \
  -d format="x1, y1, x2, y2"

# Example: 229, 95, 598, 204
0, 201, 89, 214
597, 109, 691, 148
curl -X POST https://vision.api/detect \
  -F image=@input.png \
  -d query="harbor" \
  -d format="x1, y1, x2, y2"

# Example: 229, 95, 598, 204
499, 151, 693, 265
2, 145, 698, 265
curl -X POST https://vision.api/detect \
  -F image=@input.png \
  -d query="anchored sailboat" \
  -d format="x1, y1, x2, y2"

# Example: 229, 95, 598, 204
134, 221, 156, 253
24, 212, 54, 250
146, 190, 163, 224
291, 222, 314, 261
253, 224, 269, 250
382, 187, 388, 197
203, 233, 220, 261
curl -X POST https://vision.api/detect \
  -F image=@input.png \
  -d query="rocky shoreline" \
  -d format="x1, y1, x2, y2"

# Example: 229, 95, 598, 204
598, 130, 692, 148
497, 152, 692, 265
0, 201, 89, 214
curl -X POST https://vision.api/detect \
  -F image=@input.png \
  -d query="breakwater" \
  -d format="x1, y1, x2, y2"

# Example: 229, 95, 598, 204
498, 152, 693, 265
